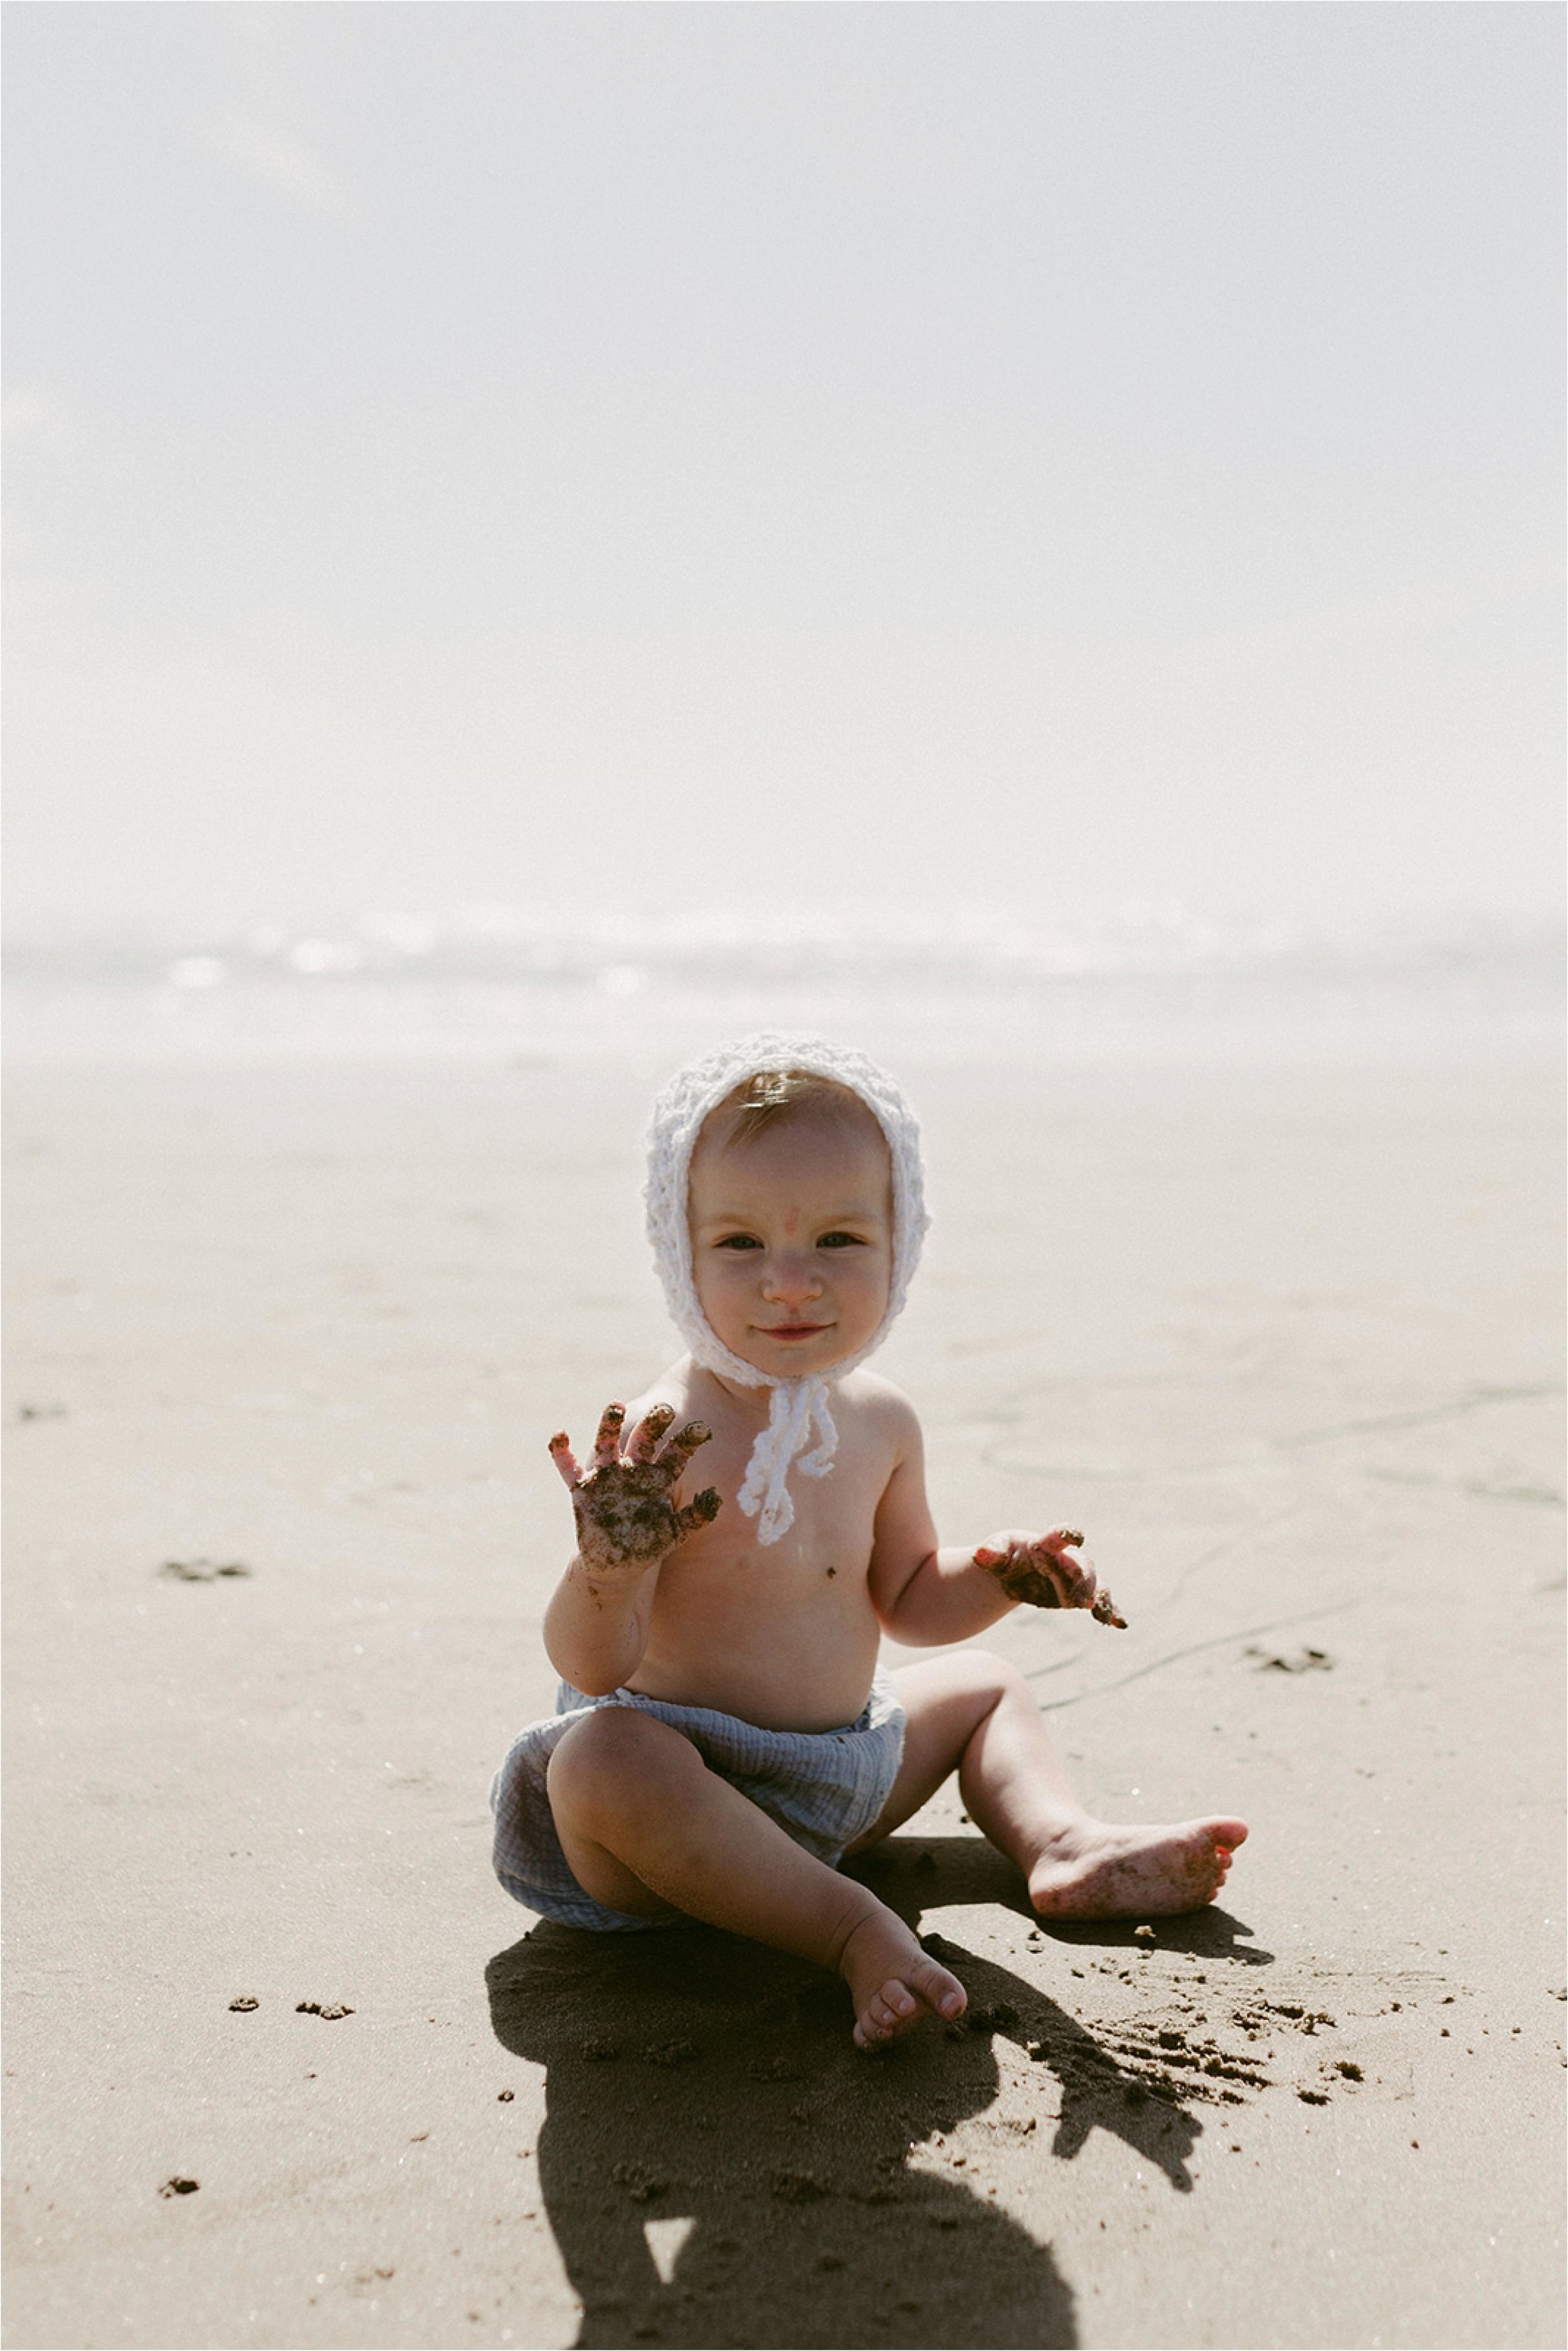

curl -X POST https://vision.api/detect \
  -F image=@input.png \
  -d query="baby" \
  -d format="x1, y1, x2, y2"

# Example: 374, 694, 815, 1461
492, 1036, 1246, 2049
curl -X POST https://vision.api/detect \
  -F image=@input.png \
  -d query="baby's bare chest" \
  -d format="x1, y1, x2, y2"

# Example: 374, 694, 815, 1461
650, 1467, 882, 1699
632, 1386, 894, 1719
670, 1406, 891, 1585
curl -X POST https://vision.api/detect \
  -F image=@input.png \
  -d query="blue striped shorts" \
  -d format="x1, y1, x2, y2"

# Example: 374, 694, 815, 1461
490, 1668, 907, 1933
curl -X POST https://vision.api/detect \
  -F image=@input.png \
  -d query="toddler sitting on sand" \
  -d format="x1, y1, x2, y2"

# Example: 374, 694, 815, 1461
492, 1037, 1246, 2048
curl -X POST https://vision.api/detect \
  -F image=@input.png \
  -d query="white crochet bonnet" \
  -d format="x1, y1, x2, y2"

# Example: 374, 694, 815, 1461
644, 1034, 928, 1545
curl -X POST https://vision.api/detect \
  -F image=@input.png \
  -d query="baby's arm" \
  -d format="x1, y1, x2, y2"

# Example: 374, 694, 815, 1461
867, 1399, 1125, 1643
541, 1403, 719, 1695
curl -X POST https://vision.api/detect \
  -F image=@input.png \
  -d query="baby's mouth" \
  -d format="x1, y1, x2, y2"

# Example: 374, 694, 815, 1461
755, 1321, 833, 1342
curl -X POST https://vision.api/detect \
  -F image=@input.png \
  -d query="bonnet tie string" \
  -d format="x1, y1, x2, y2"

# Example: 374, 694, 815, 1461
736, 1377, 840, 1545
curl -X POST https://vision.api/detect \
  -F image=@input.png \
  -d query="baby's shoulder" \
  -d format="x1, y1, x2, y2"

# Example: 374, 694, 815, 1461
834, 1367, 923, 1454
623, 1358, 704, 1425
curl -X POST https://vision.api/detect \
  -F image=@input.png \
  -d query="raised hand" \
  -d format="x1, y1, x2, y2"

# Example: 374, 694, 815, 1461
549, 1403, 721, 1574
973, 1529, 1127, 1629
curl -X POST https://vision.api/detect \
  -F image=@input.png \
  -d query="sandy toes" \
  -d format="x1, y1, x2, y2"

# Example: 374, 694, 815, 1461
1029, 1815, 1248, 1918
839, 1911, 967, 2050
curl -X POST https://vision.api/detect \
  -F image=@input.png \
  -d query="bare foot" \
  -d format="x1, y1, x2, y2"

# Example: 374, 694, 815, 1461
838, 1909, 967, 2050
1028, 1816, 1248, 1918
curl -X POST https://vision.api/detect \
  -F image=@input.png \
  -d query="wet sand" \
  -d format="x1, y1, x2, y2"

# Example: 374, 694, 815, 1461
4, 1051, 1563, 2348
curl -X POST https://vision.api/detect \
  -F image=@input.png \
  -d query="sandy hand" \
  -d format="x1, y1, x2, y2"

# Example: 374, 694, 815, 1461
549, 1403, 720, 1573
973, 1529, 1127, 1628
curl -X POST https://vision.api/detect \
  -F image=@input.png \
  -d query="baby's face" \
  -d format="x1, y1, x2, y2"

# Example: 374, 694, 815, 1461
687, 1101, 894, 1381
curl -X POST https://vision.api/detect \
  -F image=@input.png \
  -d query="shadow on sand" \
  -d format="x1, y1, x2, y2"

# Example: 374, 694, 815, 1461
485, 1836, 1271, 2349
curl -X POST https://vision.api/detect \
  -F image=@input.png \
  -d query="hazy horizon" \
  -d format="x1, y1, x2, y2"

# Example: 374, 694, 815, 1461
5, 3, 1563, 947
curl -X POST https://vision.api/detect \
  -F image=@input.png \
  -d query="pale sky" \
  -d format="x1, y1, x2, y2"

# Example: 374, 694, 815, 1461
4, 2, 1562, 943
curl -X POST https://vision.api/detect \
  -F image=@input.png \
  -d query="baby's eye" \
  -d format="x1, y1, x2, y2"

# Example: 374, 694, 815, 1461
716, 1234, 763, 1251
818, 1232, 866, 1250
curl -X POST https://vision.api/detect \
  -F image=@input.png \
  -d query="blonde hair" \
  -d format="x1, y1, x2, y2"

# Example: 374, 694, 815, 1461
723, 1068, 874, 1149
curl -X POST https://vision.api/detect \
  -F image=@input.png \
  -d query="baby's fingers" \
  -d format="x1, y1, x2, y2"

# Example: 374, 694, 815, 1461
592, 1403, 627, 1468
1030, 1531, 1095, 1606
655, 1418, 713, 1485
1055, 1558, 1101, 1612
548, 1431, 584, 1490
1049, 1552, 1098, 1610
673, 1487, 722, 1541
627, 1403, 678, 1463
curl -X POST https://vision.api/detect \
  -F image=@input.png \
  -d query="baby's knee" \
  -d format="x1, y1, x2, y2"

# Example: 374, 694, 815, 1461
956, 1647, 1028, 1699
547, 1706, 697, 1819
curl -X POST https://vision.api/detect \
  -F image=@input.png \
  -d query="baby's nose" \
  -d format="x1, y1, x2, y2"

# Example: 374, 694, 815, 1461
762, 1253, 823, 1302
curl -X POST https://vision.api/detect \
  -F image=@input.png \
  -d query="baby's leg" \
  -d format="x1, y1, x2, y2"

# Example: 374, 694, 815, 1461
849, 1653, 1248, 1917
545, 1708, 967, 2047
